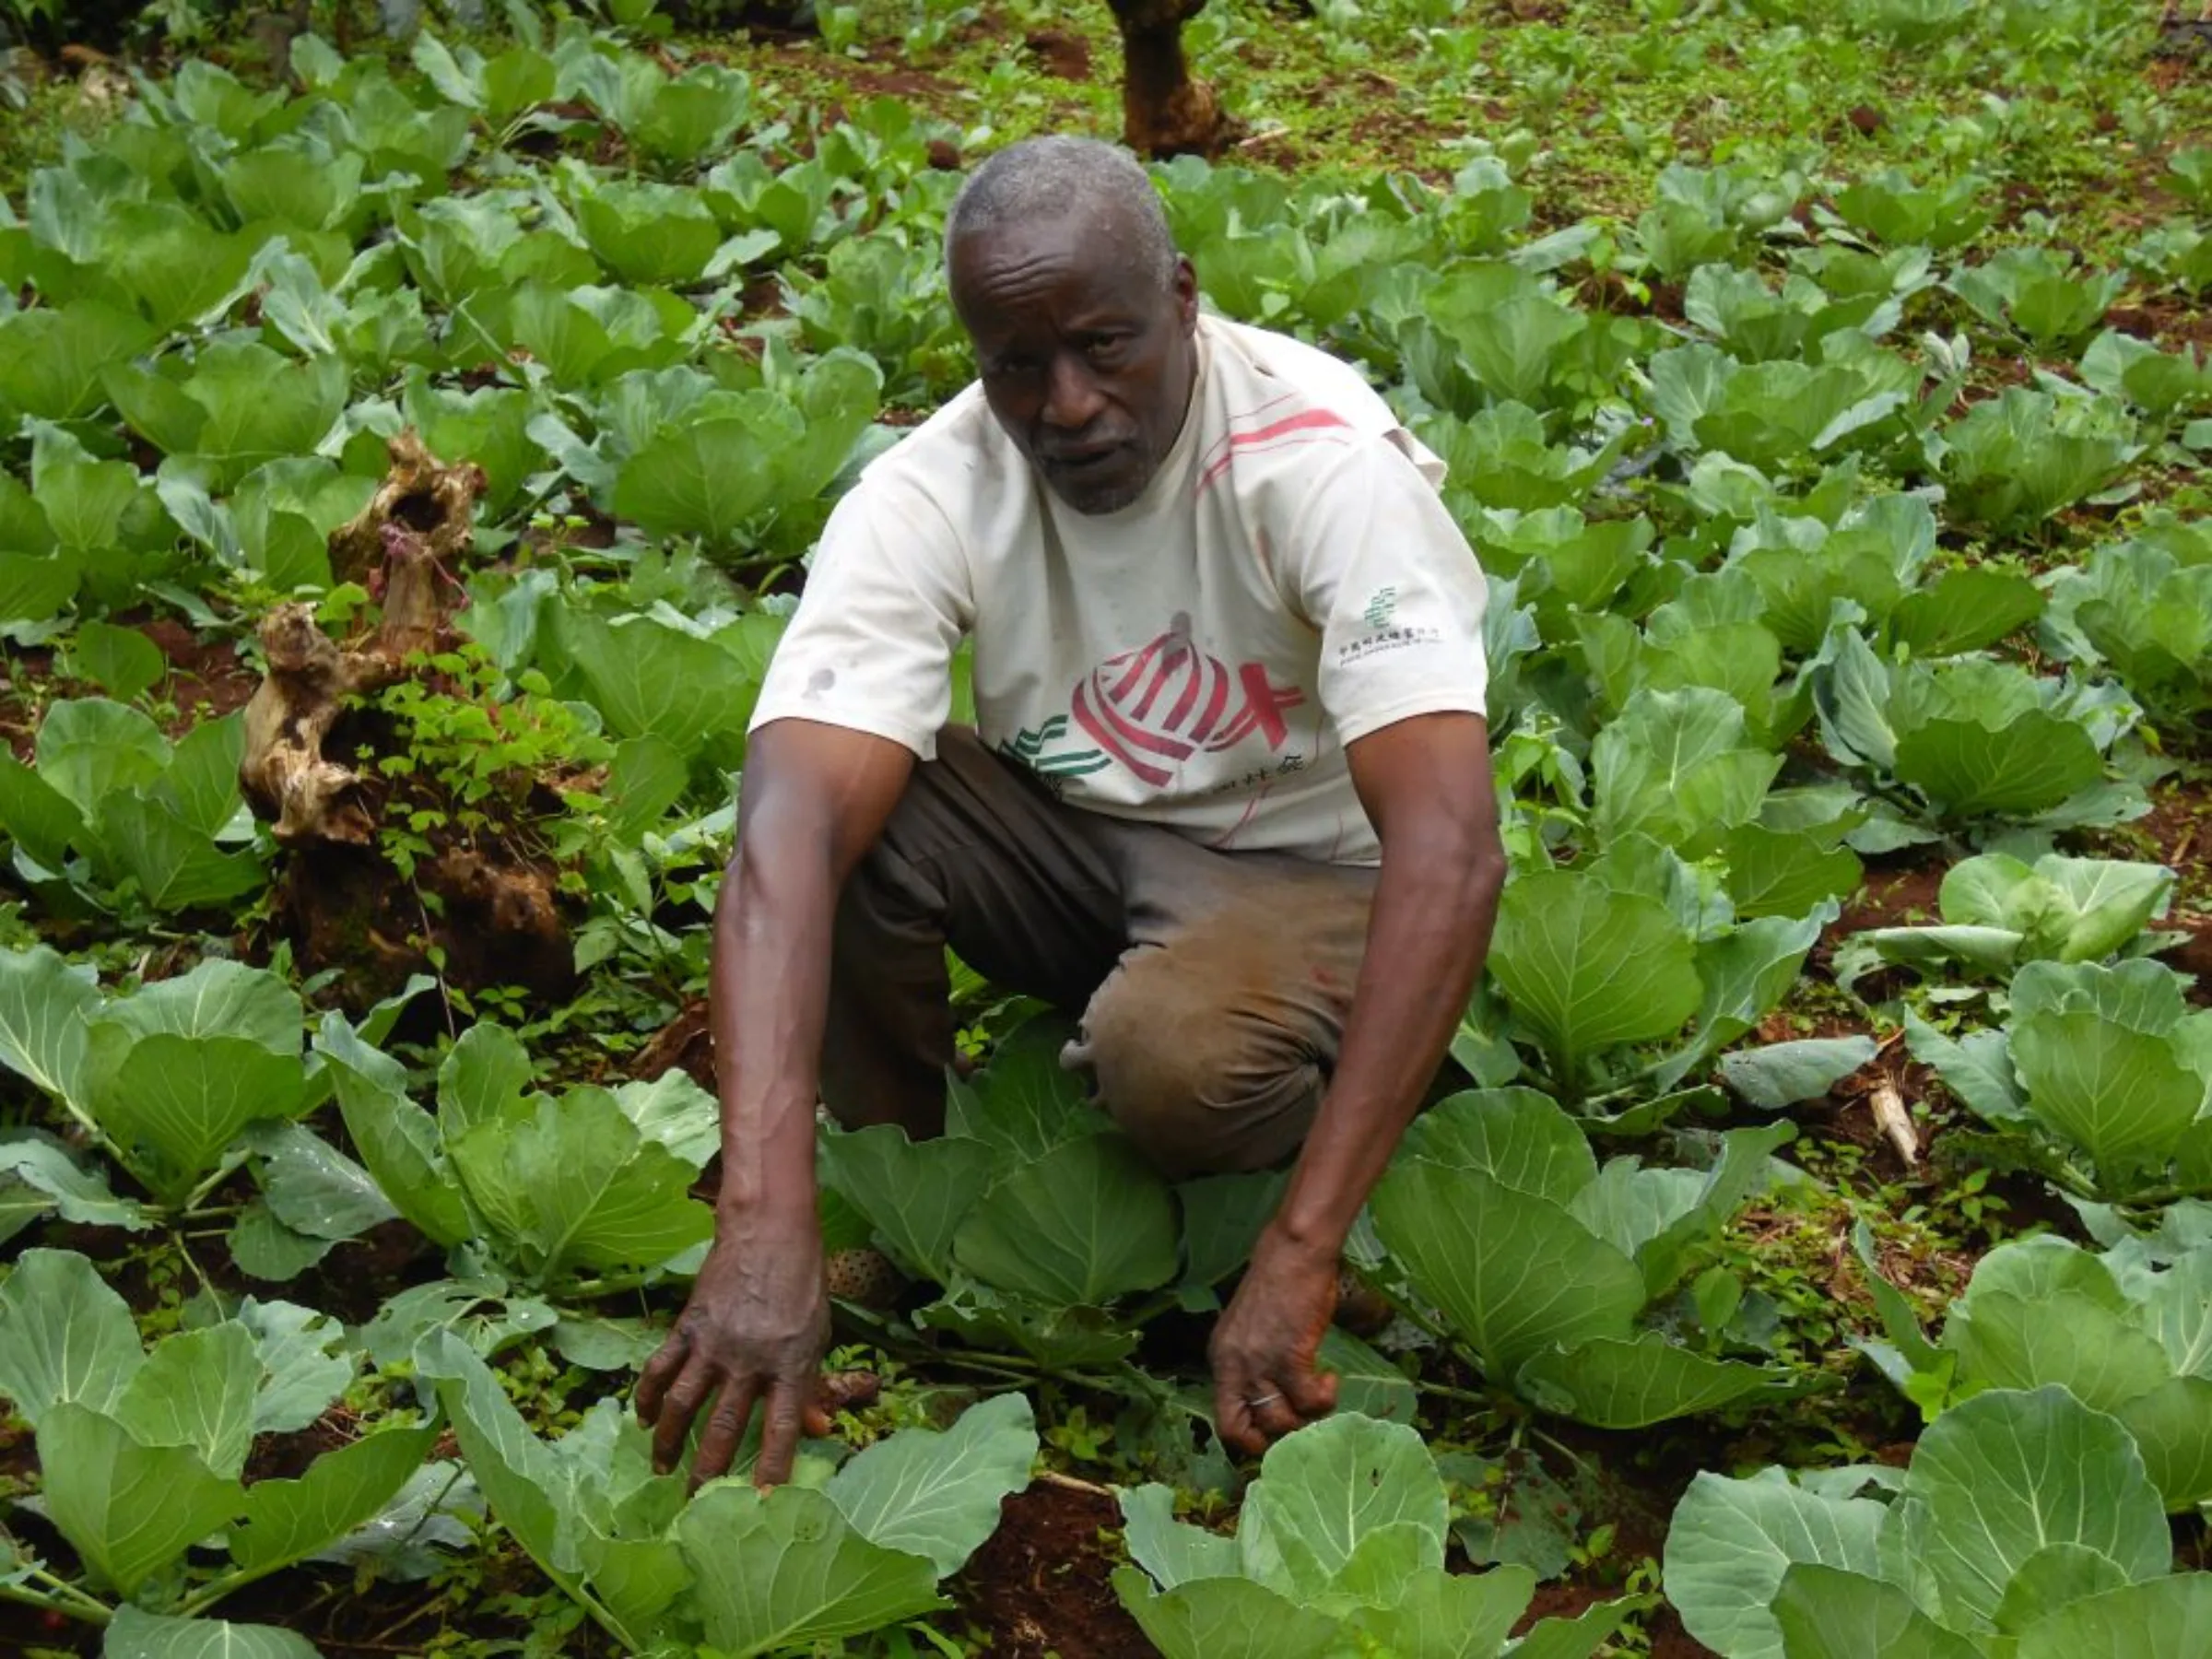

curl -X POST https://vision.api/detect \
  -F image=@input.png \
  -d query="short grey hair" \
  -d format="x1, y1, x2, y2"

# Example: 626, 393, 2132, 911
944, 135, 1179, 288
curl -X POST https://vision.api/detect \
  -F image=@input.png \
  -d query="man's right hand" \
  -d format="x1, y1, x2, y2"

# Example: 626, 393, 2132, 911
635, 1214, 833, 1488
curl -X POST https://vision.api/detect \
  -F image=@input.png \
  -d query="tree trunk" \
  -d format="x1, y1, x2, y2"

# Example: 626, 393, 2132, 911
238, 432, 579, 1007
1108, 0, 1230, 159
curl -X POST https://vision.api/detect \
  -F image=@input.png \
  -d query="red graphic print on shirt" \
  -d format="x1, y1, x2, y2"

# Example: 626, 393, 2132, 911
1023, 613, 1308, 788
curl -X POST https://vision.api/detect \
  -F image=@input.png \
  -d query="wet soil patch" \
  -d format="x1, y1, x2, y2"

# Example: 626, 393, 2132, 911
1023, 28, 1093, 83
2107, 297, 2212, 353
949, 1477, 1151, 1657
138, 615, 264, 727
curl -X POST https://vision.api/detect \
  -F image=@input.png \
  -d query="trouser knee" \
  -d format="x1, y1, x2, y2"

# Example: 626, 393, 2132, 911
1065, 949, 1327, 1180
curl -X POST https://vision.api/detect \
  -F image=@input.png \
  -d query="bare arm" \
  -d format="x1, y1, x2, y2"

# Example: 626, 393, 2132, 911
1212, 711, 1505, 1453
637, 718, 914, 1487
1276, 711, 1503, 1251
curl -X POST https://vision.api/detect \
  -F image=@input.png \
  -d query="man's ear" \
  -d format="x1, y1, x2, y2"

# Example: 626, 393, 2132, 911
1172, 256, 1200, 331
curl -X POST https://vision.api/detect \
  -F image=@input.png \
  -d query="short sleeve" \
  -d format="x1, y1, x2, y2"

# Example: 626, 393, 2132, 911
1278, 434, 1488, 745
747, 475, 971, 757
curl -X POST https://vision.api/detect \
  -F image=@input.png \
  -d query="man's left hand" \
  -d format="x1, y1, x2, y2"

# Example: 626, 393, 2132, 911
1210, 1224, 1342, 1456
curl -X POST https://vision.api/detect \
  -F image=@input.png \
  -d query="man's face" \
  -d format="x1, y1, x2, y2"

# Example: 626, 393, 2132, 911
950, 213, 1200, 515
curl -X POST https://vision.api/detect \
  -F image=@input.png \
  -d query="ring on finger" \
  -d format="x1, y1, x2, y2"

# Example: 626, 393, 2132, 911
1247, 1392, 1283, 1408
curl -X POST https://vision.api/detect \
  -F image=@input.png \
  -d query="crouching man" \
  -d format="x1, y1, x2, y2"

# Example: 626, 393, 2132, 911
637, 134, 1506, 1487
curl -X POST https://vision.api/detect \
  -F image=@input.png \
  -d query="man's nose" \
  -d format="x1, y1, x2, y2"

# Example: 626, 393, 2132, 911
1041, 351, 1106, 431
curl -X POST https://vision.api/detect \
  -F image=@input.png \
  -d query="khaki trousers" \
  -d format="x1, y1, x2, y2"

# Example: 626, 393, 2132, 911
818, 727, 1378, 1180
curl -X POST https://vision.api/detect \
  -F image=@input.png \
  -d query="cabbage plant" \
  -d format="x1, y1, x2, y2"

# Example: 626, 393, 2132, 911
2041, 531, 2212, 722
0, 699, 265, 913
316, 1018, 717, 1322
1950, 247, 2127, 351
818, 1018, 1182, 1369
1906, 959, 2212, 1202
599, 348, 883, 555
0, 426, 182, 618
1714, 493, 2040, 660
1114, 1412, 1642, 1657
1811, 628, 2141, 828
1827, 167, 1991, 251
1472, 838, 1830, 1107
1646, 337, 1924, 471
1683, 264, 1902, 363
0, 947, 315, 1218
1664, 1385, 2212, 1658
2078, 328, 2212, 426
1927, 387, 2139, 534
1370, 1089, 1799, 1428
421, 1333, 1037, 1657
0, 1249, 433, 1644
1837, 852, 2174, 984
1853, 1231, 2212, 1512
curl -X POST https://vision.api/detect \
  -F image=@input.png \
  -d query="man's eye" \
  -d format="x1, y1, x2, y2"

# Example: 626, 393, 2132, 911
990, 356, 1039, 378
1084, 336, 1128, 363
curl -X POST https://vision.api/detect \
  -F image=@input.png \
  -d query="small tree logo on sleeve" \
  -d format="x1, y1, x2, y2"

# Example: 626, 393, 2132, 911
1342, 583, 1440, 665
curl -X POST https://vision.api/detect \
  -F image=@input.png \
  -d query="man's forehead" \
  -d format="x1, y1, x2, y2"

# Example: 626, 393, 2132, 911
950, 208, 1155, 312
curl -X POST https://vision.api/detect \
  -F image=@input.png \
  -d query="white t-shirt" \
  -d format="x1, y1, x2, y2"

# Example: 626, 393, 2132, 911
747, 314, 1489, 865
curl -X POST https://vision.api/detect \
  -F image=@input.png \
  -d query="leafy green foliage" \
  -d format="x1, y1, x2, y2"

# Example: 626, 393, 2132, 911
1812, 629, 2136, 826
0, 698, 265, 912
1372, 1089, 1798, 1426
819, 1018, 1181, 1366
2043, 529, 2212, 720
0, 949, 325, 1211
1829, 169, 1992, 251
1906, 960, 2212, 1202
5, 9, 2212, 1654
314, 1018, 716, 1296
1480, 839, 1828, 1100
420, 1333, 1035, 1656
1665, 1387, 2189, 1656
1855, 1234, 2212, 1512
1115, 1413, 1641, 1656
1951, 249, 2125, 351
1841, 853, 2174, 982
1929, 389, 2139, 534
0, 1249, 428, 1613
606, 349, 883, 553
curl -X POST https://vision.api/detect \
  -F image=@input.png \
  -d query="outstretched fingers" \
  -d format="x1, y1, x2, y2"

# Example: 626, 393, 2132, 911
754, 1377, 813, 1490
690, 1374, 763, 1488
648, 1350, 720, 1475
635, 1327, 688, 1428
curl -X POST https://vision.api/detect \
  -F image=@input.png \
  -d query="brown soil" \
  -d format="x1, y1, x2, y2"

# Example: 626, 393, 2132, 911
272, 834, 579, 1010
0, 615, 261, 760
949, 1476, 1152, 1658
0, 647, 47, 759
633, 996, 715, 1092
1471, 1424, 1733, 1656
2107, 298, 2212, 353
1516, 1583, 1715, 1656
241, 1406, 363, 1486
2169, 912, 2212, 1002
810, 57, 964, 107
1024, 28, 1094, 83
1819, 856, 1948, 991
2080, 778, 2212, 1000
290, 1216, 447, 1328
136, 615, 264, 727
